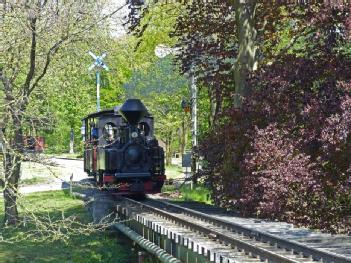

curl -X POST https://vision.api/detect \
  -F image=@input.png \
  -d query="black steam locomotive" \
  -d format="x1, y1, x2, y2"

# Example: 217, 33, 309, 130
82, 99, 165, 194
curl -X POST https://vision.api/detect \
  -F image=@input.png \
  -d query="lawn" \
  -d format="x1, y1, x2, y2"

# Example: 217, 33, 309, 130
165, 164, 183, 179
20, 161, 62, 185
0, 191, 154, 263
179, 184, 212, 204
162, 183, 213, 205
20, 177, 49, 186
45, 153, 83, 159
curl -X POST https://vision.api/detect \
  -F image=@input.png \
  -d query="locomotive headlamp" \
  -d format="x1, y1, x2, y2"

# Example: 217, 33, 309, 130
131, 132, 138, 138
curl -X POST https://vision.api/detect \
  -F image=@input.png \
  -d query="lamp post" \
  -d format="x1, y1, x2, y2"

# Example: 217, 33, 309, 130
189, 64, 198, 184
69, 128, 74, 154
88, 51, 109, 112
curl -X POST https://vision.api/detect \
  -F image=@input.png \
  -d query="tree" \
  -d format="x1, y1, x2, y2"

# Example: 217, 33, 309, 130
198, 3, 351, 232
124, 57, 189, 164
232, 0, 258, 108
119, 2, 191, 162
172, 1, 236, 125
0, 1, 126, 225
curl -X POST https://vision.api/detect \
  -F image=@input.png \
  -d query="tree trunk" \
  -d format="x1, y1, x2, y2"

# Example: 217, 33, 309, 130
233, 0, 258, 108
165, 134, 173, 166
3, 152, 21, 225
0, 127, 5, 190
3, 115, 24, 225
209, 83, 223, 127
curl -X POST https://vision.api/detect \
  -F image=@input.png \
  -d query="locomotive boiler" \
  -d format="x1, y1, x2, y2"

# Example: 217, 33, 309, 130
82, 99, 165, 194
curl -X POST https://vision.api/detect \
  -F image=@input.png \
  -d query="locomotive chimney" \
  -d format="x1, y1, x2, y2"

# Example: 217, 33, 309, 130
119, 99, 148, 126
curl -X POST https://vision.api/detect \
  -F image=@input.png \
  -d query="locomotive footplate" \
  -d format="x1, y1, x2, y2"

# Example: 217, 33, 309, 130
111, 180, 154, 193
114, 172, 151, 179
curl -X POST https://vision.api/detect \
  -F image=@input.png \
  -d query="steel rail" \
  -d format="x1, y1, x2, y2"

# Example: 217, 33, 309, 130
149, 198, 351, 263
122, 197, 351, 263
121, 197, 317, 263
148, 198, 351, 263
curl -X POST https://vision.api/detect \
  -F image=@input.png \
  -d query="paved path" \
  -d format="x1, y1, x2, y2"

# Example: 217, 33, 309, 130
19, 158, 87, 194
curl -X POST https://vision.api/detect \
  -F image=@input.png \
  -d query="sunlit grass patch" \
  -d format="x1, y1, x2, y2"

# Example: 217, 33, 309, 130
46, 153, 83, 159
20, 177, 50, 186
162, 182, 212, 205
165, 164, 183, 179
21, 161, 62, 183
179, 184, 212, 204
161, 184, 177, 193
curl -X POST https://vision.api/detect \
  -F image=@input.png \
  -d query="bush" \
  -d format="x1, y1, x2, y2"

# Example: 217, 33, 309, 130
199, 7, 351, 232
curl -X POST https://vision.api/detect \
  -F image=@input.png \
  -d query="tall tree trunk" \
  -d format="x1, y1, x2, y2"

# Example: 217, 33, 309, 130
3, 152, 21, 225
3, 112, 24, 225
165, 134, 173, 166
233, 0, 258, 108
0, 127, 5, 190
209, 83, 223, 127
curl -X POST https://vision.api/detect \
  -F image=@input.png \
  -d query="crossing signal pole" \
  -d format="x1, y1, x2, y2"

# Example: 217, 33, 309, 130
88, 51, 109, 112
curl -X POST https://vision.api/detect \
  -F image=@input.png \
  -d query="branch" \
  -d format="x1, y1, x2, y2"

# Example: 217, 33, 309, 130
28, 38, 65, 95
26, 2, 128, 95
0, 67, 13, 99
64, 3, 128, 42
23, 16, 37, 93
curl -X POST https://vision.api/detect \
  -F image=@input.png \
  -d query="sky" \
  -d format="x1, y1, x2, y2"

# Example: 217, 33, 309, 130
104, 0, 129, 38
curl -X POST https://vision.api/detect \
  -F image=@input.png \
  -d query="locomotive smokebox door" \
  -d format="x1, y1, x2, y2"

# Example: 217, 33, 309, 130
119, 99, 148, 125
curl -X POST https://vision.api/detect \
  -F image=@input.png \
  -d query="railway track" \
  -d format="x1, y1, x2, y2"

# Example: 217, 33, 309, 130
116, 196, 351, 263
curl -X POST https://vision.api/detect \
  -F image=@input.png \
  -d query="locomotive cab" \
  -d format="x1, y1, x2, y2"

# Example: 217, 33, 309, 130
82, 99, 165, 194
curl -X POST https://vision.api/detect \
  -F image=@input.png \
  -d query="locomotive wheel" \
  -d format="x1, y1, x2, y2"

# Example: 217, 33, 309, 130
132, 193, 146, 200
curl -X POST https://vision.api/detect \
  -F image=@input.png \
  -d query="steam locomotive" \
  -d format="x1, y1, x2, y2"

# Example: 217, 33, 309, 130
82, 99, 165, 194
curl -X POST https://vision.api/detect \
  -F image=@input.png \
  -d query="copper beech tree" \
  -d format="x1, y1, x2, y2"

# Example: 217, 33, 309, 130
194, 3, 351, 232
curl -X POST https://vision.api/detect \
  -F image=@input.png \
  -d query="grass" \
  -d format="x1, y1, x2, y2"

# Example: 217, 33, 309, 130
179, 184, 212, 204
20, 177, 49, 186
0, 191, 152, 263
45, 153, 83, 159
165, 164, 183, 179
21, 161, 62, 182
162, 183, 213, 205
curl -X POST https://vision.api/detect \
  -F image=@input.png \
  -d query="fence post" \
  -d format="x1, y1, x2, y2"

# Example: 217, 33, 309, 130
70, 173, 73, 195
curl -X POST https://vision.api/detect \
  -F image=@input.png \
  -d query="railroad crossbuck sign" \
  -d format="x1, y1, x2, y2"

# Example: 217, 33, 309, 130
88, 51, 109, 112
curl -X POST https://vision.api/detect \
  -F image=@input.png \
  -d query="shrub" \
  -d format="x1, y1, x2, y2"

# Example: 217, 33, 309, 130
199, 8, 351, 232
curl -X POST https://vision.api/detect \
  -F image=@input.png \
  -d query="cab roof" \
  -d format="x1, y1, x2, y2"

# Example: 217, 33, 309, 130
82, 106, 152, 120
